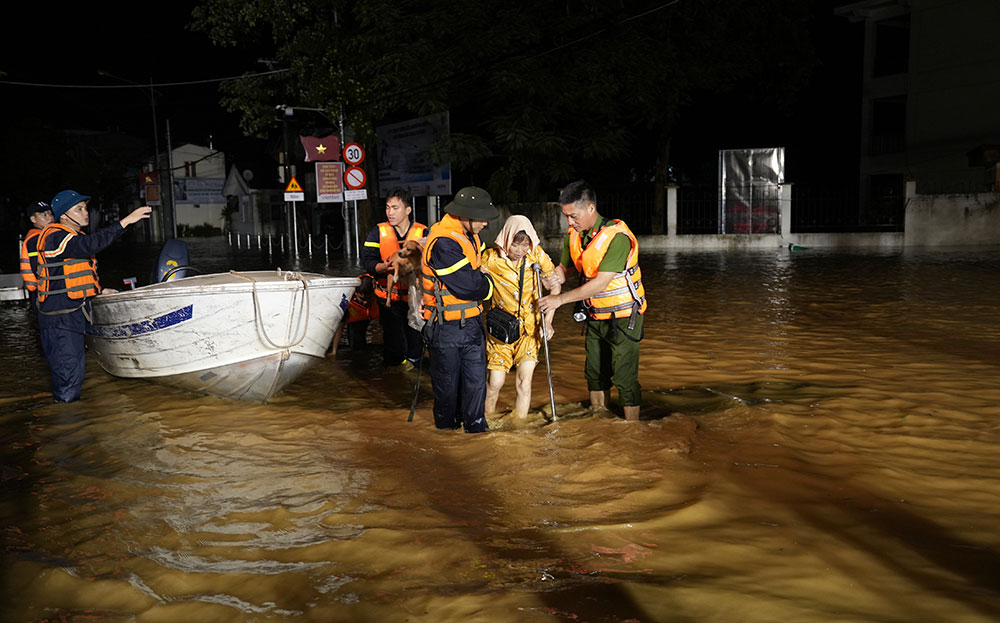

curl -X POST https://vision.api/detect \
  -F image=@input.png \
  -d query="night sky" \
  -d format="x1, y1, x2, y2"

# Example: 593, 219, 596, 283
0, 1, 863, 190
0, 2, 249, 155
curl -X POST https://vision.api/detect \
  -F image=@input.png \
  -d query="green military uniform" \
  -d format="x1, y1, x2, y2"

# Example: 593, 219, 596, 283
560, 214, 643, 407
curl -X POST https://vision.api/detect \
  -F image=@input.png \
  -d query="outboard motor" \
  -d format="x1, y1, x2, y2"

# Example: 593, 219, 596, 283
152, 239, 192, 283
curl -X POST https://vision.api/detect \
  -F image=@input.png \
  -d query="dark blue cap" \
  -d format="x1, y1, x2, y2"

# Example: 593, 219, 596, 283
51, 190, 91, 220
28, 201, 50, 215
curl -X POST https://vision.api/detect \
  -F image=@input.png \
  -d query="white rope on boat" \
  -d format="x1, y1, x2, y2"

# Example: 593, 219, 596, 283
230, 269, 311, 350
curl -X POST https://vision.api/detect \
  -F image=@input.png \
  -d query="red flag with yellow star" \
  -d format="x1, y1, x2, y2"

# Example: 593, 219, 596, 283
300, 135, 341, 162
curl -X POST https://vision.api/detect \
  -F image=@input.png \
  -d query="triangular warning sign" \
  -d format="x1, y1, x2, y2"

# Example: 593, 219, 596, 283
285, 177, 303, 193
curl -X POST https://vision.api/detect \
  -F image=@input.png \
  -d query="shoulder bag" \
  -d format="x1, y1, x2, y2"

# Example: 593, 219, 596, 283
485, 260, 525, 344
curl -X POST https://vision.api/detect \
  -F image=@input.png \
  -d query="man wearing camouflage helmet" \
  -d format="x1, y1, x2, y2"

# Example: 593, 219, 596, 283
419, 186, 497, 433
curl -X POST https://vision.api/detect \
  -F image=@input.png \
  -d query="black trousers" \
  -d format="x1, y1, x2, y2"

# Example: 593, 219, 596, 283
424, 318, 489, 433
378, 301, 423, 366
40, 326, 86, 403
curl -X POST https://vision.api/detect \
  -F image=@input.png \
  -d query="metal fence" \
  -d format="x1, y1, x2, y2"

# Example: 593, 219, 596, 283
599, 186, 655, 234
791, 185, 903, 233
573, 183, 909, 236
677, 185, 719, 234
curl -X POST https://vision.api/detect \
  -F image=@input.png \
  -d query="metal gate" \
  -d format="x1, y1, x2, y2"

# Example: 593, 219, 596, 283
719, 147, 784, 234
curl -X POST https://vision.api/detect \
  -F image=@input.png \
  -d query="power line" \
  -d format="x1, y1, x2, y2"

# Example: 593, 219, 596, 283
529, 0, 684, 61
0, 68, 290, 90
407, 0, 686, 102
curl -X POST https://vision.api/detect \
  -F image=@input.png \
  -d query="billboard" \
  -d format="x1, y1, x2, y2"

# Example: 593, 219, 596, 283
376, 112, 451, 197
316, 162, 345, 203
718, 147, 784, 235
173, 177, 226, 205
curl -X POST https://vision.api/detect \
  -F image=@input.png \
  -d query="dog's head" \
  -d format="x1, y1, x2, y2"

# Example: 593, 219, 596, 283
395, 240, 423, 272
399, 239, 423, 259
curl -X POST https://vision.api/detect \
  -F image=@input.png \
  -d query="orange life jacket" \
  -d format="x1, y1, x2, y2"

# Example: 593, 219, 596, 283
19, 228, 42, 292
568, 219, 647, 320
346, 295, 379, 323
372, 221, 426, 303
421, 214, 485, 324
36, 224, 100, 303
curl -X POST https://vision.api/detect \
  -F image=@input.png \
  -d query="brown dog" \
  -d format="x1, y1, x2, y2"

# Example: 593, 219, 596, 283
386, 239, 423, 299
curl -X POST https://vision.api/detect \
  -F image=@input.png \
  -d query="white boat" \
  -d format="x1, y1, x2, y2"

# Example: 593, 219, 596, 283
0, 274, 28, 302
86, 269, 359, 402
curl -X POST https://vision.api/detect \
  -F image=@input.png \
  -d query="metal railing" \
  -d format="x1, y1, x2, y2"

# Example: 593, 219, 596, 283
677, 185, 719, 234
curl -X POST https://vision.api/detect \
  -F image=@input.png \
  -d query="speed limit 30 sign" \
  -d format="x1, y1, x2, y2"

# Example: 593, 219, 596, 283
343, 142, 365, 166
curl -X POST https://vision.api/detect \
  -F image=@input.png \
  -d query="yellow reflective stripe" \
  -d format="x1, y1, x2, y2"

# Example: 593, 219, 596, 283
364, 241, 381, 248
436, 256, 470, 276
46, 232, 74, 258
485, 277, 494, 300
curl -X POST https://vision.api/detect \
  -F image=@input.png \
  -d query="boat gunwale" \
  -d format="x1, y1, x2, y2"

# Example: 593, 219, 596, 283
91, 272, 360, 306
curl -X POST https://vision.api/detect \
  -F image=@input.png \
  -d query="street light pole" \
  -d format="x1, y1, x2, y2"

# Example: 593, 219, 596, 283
166, 119, 177, 239
278, 105, 297, 260
98, 71, 166, 241
278, 104, 335, 262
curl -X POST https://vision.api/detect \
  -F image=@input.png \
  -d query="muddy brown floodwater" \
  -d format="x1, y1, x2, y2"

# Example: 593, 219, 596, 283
2, 239, 999, 622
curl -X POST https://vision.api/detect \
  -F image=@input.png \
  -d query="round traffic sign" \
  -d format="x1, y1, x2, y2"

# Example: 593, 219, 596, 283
343, 142, 365, 166
344, 166, 367, 189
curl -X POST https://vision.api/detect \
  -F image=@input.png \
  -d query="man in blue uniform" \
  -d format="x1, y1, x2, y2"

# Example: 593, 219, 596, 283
19, 201, 54, 306
361, 187, 427, 368
36, 190, 151, 402
419, 187, 497, 433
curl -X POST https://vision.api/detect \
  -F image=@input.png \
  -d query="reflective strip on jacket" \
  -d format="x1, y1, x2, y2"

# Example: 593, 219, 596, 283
568, 219, 647, 320
36, 224, 100, 303
19, 228, 42, 292
368, 221, 426, 303
421, 215, 485, 324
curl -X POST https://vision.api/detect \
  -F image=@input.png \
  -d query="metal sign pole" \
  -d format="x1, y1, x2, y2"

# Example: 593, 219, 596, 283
339, 111, 350, 260
353, 199, 361, 262
343, 201, 353, 259
292, 200, 298, 259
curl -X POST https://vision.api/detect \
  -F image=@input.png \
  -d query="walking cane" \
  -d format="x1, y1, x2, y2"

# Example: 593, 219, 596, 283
407, 349, 424, 422
532, 263, 557, 421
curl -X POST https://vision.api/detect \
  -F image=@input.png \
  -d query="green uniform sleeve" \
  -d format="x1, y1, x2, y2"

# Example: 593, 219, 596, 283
560, 235, 572, 268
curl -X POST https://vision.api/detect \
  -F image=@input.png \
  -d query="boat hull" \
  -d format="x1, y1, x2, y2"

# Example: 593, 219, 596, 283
0, 274, 27, 302
86, 270, 359, 401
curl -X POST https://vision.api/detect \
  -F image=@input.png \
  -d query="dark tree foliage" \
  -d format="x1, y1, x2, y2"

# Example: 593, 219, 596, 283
192, 0, 816, 204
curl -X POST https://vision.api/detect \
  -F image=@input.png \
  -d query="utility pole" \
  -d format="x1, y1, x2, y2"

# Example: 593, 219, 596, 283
166, 120, 177, 239
279, 105, 298, 259
97, 71, 165, 241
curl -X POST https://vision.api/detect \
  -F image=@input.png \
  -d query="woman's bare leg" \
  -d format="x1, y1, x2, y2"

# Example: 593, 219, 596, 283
485, 368, 507, 414
513, 360, 538, 417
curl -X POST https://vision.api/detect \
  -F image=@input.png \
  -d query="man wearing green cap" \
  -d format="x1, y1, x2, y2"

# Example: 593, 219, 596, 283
36, 190, 152, 402
419, 186, 497, 433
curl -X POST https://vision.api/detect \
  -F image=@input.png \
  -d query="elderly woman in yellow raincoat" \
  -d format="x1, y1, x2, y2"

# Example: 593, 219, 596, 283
482, 215, 560, 417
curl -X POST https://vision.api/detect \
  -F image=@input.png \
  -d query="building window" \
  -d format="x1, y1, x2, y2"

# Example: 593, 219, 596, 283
870, 96, 906, 154
873, 15, 910, 77
184, 161, 197, 177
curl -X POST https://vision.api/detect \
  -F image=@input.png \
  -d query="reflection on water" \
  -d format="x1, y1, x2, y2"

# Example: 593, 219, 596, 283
3, 239, 1000, 622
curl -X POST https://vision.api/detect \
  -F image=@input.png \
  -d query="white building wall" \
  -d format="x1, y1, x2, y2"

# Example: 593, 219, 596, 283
844, 0, 1000, 196
171, 144, 227, 234
906, 0, 1000, 191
